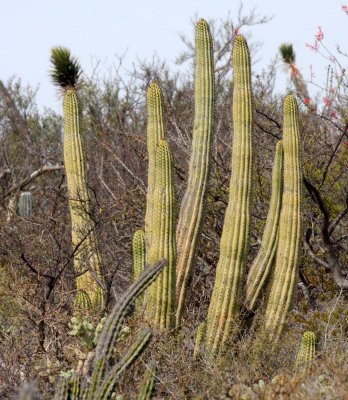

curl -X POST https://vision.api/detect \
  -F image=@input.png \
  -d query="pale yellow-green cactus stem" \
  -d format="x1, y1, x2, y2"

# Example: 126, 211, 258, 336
245, 141, 283, 311
264, 94, 302, 342
175, 18, 214, 325
64, 88, 104, 308
146, 140, 176, 329
204, 35, 253, 355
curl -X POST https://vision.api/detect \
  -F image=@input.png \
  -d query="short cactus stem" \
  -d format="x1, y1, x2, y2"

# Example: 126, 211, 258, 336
63, 88, 104, 308
145, 83, 166, 250
132, 229, 146, 308
193, 322, 206, 359
17, 191, 33, 218
146, 140, 176, 329
245, 141, 283, 311
296, 331, 316, 372
264, 94, 302, 342
204, 35, 253, 355
175, 18, 214, 325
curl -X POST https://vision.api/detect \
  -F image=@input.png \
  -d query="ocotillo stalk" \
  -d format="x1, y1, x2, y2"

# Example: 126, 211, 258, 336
245, 141, 283, 311
296, 331, 316, 372
146, 140, 176, 329
50, 47, 104, 308
145, 83, 166, 249
132, 229, 146, 308
264, 94, 302, 342
175, 18, 214, 325
204, 35, 253, 355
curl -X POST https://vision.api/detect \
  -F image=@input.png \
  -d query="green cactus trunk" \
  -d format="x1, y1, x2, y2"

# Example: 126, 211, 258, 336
264, 94, 302, 342
146, 140, 176, 329
145, 83, 166, 250
204, 35, 253, 355
132, 229, 146, 308
175, 19, 214, 325
245, 141, 283, 311
63, 88, 104, 308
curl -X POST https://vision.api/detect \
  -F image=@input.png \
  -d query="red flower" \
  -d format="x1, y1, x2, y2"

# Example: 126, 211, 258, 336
233, 27, 239, 36
342, 4, 348, 15
323, 96, 332, 107
306, 41, 319, 52
315, 26, 324, 41
304, 97, 311, 105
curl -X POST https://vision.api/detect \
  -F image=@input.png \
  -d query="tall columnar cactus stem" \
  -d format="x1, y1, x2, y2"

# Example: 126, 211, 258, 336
145, 83, 166, 249
296, 331, 316, 372
245, 141, 283, 311
175, 19, 214, 325
132, 229, 146, 308
264, 94, 302, 342
146, 140, 176, 329
50, 47, 104, 308
204, 35, 253, 355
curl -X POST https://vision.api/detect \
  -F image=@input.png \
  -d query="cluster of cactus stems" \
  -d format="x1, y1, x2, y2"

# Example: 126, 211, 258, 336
264, 94, 302, 342
204, 35, 253, 355
53, 260, 166, 400
245, 141, 283, 311
296, 331, 316, 372
175, 18, 214, 325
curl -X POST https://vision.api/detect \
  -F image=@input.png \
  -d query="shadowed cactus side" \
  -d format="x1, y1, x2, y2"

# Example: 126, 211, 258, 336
204, 35, 253, 355
264, 94, 302, 342
245, 141, 283, 311
175, 19, 214, 325
146, 140, 176, 329
50, 47, 104, 309
132, 229, 146, 308
296, 331, 316, 372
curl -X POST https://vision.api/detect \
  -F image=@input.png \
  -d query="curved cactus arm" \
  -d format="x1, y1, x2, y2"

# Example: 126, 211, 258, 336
146, 141, 176, 329
137, 367, 156, 400
204, 35, 253, 355
245, 141, 283, 311
264, 94, 302, 342
94, 260, 166, 365
175, 18, 215, 325
145, 83, 166, 249
92, 330, 152, 400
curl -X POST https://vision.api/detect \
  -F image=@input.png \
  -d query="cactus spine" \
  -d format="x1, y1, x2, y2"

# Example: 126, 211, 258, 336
146, 140, 176, 329
264, 94, 302, 341
246, 141, 283, 311
296, 331, 316, 372
145, 83, 166, 249
50, 48, 104, 308
175, 19, 214, 325
132, 229, 146, 308
204, 35, 253, 355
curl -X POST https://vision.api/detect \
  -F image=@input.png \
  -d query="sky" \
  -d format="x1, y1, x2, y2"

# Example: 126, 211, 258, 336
0, 0, 347, 112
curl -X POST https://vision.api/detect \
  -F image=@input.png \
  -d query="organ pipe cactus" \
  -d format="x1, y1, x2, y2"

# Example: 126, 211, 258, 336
145, 83, 166, 249
146, 140, 176, 329
175, 18, 214, 325
264, 94, 302, 342
204, 35, 253, 355
50, 47, 104, 308
132, 229, 146, 308
245, 141, 283, 311
296, 331, 316, 372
